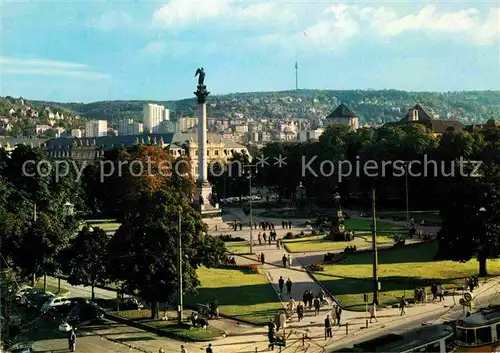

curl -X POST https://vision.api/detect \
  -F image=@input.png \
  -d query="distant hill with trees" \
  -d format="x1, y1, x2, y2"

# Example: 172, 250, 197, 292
6, 90, 500, 126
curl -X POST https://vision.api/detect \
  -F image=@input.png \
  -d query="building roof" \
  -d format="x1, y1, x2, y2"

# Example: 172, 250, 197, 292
400, 103, 433, 122
0, 137, 49, 148
326, 103, 358, 119
44, 134, 175, 150
428, 120, 464, 134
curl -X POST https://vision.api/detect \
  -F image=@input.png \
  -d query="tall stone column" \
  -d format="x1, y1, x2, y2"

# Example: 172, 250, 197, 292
197, 99, 208, 184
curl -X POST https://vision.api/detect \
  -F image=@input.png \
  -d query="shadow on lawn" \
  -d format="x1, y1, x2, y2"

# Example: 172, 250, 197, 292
186, 283, 281, 307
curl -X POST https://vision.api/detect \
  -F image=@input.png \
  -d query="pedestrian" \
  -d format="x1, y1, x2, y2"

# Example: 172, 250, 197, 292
267, 319, 276, 351
287, 253, 292, 267
288, 220, 292, 229
297, 301, 304, 322
278, 276, 285, 294
279, 311, 287, 332
276, 238, 280, 249
288, 297, 296, 315
319, 289, 326, 306
308, 290, 313, 310
68, 329, 76, 352
369, 303, 378, 323
286, 278, 292, 295
336, 306, 342, 325
260, 252, 265, 264
206, 343, 213, 353
400, 296, 407, 316
282, 254, 287, 268
268, 235, 272, 246
239, 222, 242, 231
263, 232, 267, 242
181, 345, 188, 353
258, 232, 262, 245
325, 314, 333, 339
282, 220, 285, 229
314, 296, 321, 316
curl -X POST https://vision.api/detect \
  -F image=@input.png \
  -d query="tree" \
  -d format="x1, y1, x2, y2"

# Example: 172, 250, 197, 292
65, 227, 110, 300
0, 269, 31, 351
437, 180, 500, 276
107, 190, 226, 319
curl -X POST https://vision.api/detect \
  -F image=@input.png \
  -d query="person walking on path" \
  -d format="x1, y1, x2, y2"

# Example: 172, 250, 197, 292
181, 345, 188, 353
400, 296, 407, 316
206, 343, 213, 353
278, 276, 285, 295
287, 253, 292, 267
268, 235, 272, 246
308, 290, 314, 310
297, 302, 304, 322
369, 303, 378, 323
282, 254, 287, 268
335, 305, 342, 325
258, 233, 262, 245
288, 297, 296, 316
260, 252, 265, 264
325, 314, 333, 339
68, 329, 76, 352
286, 278, 292, 295
314, 296, 321, 316
267, 319, 276, 351
279, 311, 287, 332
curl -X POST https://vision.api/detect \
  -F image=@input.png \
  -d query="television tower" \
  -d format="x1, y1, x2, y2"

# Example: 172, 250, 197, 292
295, 61, 298, 90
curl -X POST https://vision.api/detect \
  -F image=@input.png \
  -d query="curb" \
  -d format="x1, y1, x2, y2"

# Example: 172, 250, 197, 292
104, 312, 228, 342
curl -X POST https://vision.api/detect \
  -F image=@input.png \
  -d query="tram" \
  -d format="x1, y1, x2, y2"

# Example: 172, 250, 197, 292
333, 324, 455, 352
454, 305, 500, 352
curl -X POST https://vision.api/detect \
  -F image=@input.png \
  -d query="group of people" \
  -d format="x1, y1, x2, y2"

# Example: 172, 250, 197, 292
414, 287, 428, 305
180, 343, 213, 353
281, 220, 292, 229
257, 231, 278, 245
278, 276, 293, 295
281, 254, 292, 268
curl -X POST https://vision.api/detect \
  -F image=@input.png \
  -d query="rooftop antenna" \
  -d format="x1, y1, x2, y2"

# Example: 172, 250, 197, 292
295, 60, 298, 91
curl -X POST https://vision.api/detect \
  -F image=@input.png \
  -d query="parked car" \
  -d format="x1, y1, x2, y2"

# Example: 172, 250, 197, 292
63, 301, 105, 329
40, 296, 71, 313
10, 348, 33, 353
26, 292, 55, 311
17, 288, 44, 304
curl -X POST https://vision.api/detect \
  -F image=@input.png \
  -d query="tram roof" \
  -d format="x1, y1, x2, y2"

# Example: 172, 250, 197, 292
337, 324, 453, 352
457, 306, 500, 328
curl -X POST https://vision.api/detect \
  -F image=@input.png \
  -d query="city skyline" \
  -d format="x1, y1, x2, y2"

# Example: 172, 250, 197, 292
1, 0, 499, 103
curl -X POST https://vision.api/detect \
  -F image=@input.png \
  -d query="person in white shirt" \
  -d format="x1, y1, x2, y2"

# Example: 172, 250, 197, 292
181, 345, 187, 353
370, 303, 378, 322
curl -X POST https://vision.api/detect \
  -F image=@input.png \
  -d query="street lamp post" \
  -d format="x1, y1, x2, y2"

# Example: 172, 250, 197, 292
177, 211, 183, 325
405, 162, 410, 225
244, 165, 258, 254
371, 187, 379, 305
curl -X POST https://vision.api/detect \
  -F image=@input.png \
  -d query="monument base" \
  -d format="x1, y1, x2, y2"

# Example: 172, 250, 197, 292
194, 182, 223, 230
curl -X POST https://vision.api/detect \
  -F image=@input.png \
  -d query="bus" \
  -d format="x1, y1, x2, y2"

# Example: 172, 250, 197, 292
455, 306, 500, 352
333, 324, 455, 352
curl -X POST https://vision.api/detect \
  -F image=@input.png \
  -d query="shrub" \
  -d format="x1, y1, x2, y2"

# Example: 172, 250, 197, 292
219, 234, 246, 242
344, 245, 357, 253
284, 232, 294, 239
219, 264, 260, 274
310, 263, 324, 271
304, 220, 313, 226
299, 231, 305, 237
311, 230, 318, 236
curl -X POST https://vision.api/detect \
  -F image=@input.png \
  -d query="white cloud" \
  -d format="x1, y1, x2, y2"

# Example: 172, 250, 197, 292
1, 57, 109, 80
140, 40, 198, 58
149, 3, 499, 55
86, 10, 134, 30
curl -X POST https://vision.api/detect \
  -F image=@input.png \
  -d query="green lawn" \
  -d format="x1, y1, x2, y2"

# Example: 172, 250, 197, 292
225, 241, 250, 255
284, 234, 397, 253
185, 267, 282, 324
34, 282, 69, 296
310, 241, 500, 310
113, 309, 225, 341
344, 219, 404, 231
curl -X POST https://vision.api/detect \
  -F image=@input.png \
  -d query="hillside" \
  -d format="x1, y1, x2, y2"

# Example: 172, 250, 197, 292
17, 90, 500, 125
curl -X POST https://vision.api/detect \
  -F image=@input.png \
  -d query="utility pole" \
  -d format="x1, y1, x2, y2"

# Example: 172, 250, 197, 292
33, 203, 37, 222
371, 187, 379, 305
177, 211, 183, 325
245, 165, 258, 254
405, 162, 409, 225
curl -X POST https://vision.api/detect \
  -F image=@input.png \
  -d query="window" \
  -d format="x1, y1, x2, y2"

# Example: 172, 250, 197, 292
445, 336, 454, 351
426, 341, 440, 352
215, 150, 219, 156
476, 327, 492, 344
496, 324, 500, 341
466, 329, 476, 345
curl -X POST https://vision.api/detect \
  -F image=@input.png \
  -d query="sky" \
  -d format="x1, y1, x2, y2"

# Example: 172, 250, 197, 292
1, 0, 499, 103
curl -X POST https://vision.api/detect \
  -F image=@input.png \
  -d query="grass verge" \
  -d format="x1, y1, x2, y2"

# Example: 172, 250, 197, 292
185, 267, 282, 324
309, 241, 500, 310
34, 282, 69, 296
283, 235, 396, 253
112, 309, 225, 341
225, 241, 250, 255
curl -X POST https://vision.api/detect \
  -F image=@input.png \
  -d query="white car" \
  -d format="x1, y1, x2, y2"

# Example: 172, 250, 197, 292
41, 296, 71, 313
